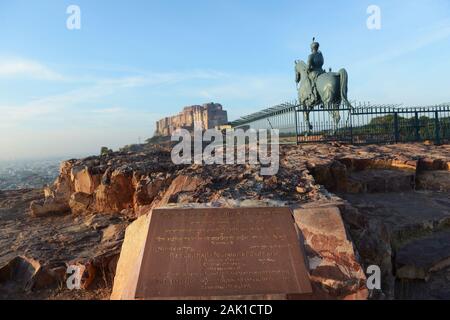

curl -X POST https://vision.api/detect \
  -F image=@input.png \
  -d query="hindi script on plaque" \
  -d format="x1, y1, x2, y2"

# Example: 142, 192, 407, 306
135, 207, 312, 299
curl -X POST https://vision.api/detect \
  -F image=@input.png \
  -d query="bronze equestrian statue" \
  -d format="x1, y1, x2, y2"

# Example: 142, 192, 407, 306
295, 38, 353, 134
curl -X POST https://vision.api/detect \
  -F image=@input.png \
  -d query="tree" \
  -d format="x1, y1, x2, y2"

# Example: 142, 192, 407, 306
100, 147, 113, 156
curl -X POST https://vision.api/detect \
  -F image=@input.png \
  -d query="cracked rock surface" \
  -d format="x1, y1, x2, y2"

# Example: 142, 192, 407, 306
1, 142, 449, 299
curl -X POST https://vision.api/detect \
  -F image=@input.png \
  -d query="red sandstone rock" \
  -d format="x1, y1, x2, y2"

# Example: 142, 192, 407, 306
293, 206, 367, 298
158, 175, 208, 206
69, 192, 94, 215
30, 198, 70, 217
94, 167, 135, 213
11, 142, 450, 299
0, 256, 44, 291
111, 214, 151, 300
133, 175, 169, 210
416, 171, 450, 192
71, 166, 101, 195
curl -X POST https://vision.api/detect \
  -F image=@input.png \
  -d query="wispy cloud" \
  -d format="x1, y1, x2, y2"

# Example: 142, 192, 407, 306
0, 81, 132, 128
0, 58, 63, 80
355, 18, 450, 67
0, 60, 288, 128
0, 57, 296, 160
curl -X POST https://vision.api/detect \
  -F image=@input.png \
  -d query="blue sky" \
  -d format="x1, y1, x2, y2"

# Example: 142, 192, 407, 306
0, 0, 449, 160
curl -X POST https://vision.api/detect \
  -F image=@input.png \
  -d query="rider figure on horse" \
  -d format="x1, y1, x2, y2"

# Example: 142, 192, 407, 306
307, 38, 325, 104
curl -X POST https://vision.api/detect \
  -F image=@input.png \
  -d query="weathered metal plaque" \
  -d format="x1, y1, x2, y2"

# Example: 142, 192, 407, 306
135, 207, 312, 299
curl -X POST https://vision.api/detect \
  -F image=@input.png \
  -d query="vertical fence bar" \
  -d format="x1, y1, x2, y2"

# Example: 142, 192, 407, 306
435, 111, 441, 145
394, 112, 399, 143
294, 106, 299, 145
414, 111, 420, 142
231, 102, 449, 146
349, 109, 354, 144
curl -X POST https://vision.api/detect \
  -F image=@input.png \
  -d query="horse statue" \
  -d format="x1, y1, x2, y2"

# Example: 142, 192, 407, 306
295, 44, 353, 135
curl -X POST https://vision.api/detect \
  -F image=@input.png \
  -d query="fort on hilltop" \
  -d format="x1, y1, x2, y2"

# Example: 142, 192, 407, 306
155, 102, 228, 136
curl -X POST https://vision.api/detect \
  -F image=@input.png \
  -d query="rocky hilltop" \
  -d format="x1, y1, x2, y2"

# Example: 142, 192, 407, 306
1, 142, 450, 299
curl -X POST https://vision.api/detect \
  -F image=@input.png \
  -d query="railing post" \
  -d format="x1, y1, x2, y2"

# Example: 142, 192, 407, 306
414, 112, 420, 142
349, 109, 354, 144
394, 112, 400, 143
435, 111, 441, 145
294, 105, 299, 145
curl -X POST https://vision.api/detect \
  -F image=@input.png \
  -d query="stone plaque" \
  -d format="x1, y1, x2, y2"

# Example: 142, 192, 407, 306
135, 207, 312, 299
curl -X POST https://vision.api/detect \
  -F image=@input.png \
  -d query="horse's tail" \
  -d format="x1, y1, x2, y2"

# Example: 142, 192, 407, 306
339, 68, 353, 109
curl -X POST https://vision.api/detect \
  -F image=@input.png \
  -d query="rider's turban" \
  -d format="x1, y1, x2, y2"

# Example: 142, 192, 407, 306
311, 37, 320, 51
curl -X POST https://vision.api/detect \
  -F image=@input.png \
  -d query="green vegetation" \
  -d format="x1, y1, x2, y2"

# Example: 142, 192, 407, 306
360, 114, 450, 142
297, 113, 450, 144
100, 147, 113, 156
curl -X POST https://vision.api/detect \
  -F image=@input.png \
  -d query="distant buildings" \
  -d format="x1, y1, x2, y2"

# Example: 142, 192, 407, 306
0, 159, 60, 190
155, 103, 228, 136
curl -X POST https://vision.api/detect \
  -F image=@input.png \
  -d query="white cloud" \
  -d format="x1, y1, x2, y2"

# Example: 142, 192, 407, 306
0, 59, 295, 159
0, 62, 291, 129
0, 58, 63, 80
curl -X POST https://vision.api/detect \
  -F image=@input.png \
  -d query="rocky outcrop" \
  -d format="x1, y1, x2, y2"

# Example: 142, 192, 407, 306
69, 192, 94, 216
341, 188, 450, 299
71, 166, 101, 195
133, 174, 167, 206
54, 160, 76, 200
416, 171, 450, 192
29, 147, 179, 217
346, 169, 415, 193
0, 256, 42, 291
29, 160, 75, 217
94, 167, 135, 213
6, 141, 448, 299
111, 214, 151, 300
340, 203, 394, 299
293, 206, 368, 299
0, 187, 130, 299
31, 142, 450, 218
396, 231, 450, 280
158, 175, 208, 206
30, 198, 70, 217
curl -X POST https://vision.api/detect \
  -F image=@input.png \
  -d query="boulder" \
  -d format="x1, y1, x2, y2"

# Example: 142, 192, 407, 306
0, 256, 41, 290
308, 161, 348, 192
94, 167, 135, 213
347, 169, 415, 193
418, 158, 448, 171
158, 175, 206, 206
0, 256, 59, 291
133, 175, 167, 209
396, 231, 450, 280
54, 160, 76, 200
416, 171, 450, 192
69, 192, 94, 215
71, 166, 101, 195
111, 213, 152, 300
30, 198, 70, 217
293, 206, 367, 299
